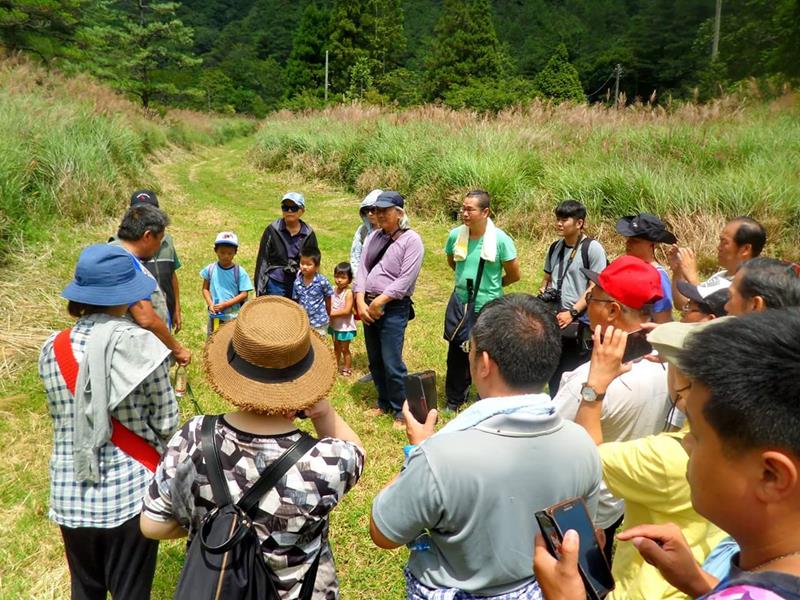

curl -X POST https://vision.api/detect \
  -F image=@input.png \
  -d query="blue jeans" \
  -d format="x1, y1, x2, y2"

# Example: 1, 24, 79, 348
265, 277, 292, 298
363, 297, 410, 417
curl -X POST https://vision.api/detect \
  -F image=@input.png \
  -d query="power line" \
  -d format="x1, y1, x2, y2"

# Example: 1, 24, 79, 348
586, 69, 617, 98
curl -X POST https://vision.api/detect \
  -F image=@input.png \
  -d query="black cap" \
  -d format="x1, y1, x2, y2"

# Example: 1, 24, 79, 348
677, 279, 731, 317
130, 190, 159, 208
373, 190, 404, 209
615, 213, 677, 244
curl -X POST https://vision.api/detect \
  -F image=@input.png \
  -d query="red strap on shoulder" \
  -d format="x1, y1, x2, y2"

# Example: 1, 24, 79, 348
110, 421, 159, 472
53, 329, 79, 395
51, 328, 159, 472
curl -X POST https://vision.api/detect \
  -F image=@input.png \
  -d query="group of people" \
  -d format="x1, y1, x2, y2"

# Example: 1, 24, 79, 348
38, 184, 800, 600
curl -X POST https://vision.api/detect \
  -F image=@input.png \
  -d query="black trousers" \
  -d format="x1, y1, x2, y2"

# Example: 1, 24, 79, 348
60, 515, 159, 600
445, 339, 471, 407
548, 332, 591, 396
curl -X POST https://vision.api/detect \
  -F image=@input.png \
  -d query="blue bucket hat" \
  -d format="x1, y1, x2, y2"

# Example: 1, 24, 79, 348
62, 244, 157, 306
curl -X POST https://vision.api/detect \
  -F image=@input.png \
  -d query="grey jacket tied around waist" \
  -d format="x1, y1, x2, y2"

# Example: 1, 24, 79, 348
73, 314, 171, 483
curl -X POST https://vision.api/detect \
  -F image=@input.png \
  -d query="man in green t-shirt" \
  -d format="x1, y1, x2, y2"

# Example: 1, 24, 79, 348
444, 190, 520, 412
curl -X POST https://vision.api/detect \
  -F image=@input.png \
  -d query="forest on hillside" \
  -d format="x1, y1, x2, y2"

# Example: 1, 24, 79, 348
1, 0, 798, 115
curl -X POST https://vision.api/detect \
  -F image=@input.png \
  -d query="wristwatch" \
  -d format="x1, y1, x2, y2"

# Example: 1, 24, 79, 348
568, 308, 580, 319
580, 383, 606, 402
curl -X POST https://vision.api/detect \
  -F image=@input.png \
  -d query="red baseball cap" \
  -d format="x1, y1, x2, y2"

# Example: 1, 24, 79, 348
581, 256, 663, 310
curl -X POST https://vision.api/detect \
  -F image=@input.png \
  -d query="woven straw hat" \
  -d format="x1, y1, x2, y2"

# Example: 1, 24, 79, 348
204, 296, 336, 414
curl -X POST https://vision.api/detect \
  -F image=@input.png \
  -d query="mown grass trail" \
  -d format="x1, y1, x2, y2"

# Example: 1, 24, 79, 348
0, 136, 551, 599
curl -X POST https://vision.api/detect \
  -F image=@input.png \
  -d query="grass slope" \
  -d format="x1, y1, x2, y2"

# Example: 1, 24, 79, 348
252, 99, 800, 265
0, 136, 551, 599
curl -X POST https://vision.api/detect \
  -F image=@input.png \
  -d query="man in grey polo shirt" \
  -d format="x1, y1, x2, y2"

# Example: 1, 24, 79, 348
370, 294, 602, 599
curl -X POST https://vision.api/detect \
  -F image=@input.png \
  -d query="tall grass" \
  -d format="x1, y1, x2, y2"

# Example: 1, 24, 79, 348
252, 98, 800, 263
0, 56, 258, 259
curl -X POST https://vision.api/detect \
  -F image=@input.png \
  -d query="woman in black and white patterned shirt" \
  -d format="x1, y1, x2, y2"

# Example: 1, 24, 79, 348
140, 296, 365, 599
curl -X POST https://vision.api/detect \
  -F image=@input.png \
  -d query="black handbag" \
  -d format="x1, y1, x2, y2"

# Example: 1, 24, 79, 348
173, 416, 320, 600
443, 257, 486, 345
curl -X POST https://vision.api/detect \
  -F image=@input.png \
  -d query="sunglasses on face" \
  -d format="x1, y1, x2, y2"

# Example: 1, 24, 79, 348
281, 204, 301, 212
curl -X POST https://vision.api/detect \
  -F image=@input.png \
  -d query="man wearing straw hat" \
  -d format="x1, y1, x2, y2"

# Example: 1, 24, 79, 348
141, 296, 365, 598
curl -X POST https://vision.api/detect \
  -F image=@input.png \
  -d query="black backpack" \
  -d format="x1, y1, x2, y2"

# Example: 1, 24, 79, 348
173, 416, 320, 600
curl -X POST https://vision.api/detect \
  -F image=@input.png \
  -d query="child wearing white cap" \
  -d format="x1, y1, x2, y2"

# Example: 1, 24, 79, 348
200, 231, 254, 335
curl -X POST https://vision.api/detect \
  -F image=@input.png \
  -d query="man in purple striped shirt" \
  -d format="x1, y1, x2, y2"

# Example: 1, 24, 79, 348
354, 191, 425, 427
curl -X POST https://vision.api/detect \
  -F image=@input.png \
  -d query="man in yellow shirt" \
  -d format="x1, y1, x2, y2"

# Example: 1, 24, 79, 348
574, 321, 726, 599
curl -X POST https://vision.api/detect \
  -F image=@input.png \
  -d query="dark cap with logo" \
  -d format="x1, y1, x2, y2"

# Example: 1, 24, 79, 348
615, 213, 677, 244
130, 190, 159, 208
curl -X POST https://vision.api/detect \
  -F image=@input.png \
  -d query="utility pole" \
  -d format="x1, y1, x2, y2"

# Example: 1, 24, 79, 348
614, 64, 622, 108
712, 0, 722, 61
324, 50, 329, 102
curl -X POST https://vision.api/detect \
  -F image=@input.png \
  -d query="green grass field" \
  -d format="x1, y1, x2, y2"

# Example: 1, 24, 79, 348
0, 136, 554, 599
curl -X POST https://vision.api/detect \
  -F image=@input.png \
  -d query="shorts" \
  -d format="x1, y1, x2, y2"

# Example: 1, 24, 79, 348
328, 327, 356, 342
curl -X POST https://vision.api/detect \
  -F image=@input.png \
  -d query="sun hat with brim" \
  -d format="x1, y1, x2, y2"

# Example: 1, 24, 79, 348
647, 317, 732, 367
204, 296, 336, 414
677, 278, 731, 316
581, 256, 663, 310
62, 244, 156, 306
615, 213, 677, 244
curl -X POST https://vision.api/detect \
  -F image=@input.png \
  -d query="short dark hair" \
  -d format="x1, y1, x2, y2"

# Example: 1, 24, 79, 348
117, 204, 169, 241
731, 216, 766, 257
554, 199, 587, 223
737, 257, 800, 309
67, 301, 106, 318
679, 308, 800, 455
465, 189, 491, 211
471, 294, 560, 392
300, 248, 321, 266
333, 262, 353, 282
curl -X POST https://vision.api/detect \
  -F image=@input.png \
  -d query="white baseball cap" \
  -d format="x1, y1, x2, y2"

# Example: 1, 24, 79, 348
214, 231, 239, 247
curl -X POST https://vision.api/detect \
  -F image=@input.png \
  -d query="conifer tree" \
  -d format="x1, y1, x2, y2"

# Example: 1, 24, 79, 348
327, 0, 406, 93
423, 0, 507, 100
0, 0, 89, 63
91, 1, 200, 108
286, 3, 331, 94
532, 43, 585, 103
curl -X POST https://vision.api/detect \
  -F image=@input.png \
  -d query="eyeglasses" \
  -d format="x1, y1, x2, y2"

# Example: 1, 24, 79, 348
585, 292, 615, 304
365, 207, 376, 213
281, 204, 301, 212
680, 302, 703, 315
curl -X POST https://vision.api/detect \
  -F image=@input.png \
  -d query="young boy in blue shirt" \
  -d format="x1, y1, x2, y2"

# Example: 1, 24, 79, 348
293, 248, 333, 338
200, 231, 254, 335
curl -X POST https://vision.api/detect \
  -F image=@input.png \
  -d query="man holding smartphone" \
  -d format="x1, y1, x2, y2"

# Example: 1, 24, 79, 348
552, 256, 672, 563
369, 294, 602, 600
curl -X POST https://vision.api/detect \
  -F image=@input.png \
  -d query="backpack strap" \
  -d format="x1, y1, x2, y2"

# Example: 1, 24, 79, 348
53, 328, 160, 472
238, 433, 317, 515
581, 237, 593, 271
365, 229, 404, 275
298, 547, 323, 600
233, 264, 240, 291
200, 415, 233, 506
546, 240, 560, 271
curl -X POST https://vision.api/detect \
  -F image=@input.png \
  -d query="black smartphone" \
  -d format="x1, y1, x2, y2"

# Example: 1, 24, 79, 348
404, 376, 430, 424
622, 329, 653, 363
536, 498, 615, 600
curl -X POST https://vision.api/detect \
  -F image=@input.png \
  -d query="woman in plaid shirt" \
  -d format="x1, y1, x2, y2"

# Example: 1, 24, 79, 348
39, 244, 179, 600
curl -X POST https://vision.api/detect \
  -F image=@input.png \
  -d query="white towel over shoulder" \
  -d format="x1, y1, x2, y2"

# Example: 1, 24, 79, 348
452, 218, 498, 263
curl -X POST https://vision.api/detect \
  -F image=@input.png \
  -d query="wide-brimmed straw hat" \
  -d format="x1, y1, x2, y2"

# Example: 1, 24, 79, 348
204, 296, 336, 414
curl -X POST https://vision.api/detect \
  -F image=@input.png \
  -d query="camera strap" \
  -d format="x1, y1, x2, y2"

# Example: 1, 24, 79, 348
555, 235, 585, 292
